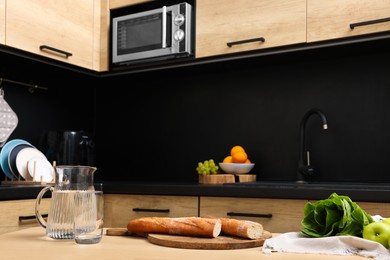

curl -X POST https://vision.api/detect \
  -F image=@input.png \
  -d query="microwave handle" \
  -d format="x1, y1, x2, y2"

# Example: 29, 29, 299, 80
162, 6, 167, 48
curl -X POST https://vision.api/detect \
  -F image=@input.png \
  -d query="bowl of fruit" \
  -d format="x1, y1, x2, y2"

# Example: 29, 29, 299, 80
219, 145, 255, 174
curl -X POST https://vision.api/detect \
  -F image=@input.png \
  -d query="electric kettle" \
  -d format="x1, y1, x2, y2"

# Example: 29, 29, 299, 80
38, 130, 95, 166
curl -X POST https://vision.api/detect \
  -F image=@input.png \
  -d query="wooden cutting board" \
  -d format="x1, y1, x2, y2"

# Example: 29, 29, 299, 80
106, 228, 272, 250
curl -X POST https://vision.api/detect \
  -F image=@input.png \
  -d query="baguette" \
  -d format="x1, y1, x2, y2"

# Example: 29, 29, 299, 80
127, 217, 222, 238
203, 216, 264, 239
220, 218, 264, 239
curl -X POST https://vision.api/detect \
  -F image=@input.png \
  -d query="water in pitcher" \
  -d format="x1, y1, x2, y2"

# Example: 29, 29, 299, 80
46, 190, 96, 239
35, 165, 97, 239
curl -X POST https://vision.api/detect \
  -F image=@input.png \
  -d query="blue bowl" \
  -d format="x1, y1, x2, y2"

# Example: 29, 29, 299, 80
0, 139, 32, 180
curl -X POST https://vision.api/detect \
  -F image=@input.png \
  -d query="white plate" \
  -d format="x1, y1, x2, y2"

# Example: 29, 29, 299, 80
16, 147, 47, 180
8, 143, 33, 179
27, 157, 54, 182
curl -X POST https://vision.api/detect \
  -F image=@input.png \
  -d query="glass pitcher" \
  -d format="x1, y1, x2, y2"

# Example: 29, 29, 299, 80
35, 165, 97, 239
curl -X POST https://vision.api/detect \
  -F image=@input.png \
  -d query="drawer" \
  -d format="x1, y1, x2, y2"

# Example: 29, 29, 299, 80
199, 196, 307, 233
104, 194, 199, 228
0, 198, 50, 234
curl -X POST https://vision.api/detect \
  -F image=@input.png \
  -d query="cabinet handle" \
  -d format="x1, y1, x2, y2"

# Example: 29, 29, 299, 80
132, 208, 170, 213
226, 212, 272, 218
227, 37, 265, 48
19, 214, 48, 221
39, 45, 73, 58
350, 17, 390, 29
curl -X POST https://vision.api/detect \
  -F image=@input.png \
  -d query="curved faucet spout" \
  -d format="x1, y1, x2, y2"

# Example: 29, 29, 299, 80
297, 108, 328, 183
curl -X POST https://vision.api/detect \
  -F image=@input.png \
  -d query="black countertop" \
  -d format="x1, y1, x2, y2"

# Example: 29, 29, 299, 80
102, 181, 390, 202
0, 184, 49, 201
1, 181, 390, 202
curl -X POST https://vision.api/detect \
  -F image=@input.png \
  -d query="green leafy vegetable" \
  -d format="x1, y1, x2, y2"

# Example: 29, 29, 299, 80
301, 192, 374, 237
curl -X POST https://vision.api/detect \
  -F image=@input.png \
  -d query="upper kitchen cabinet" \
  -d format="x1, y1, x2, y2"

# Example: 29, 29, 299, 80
110, 0, 152, 9
307, 0, 390, 43
0, 0, 4, 44
196, 0, 307, 59
5, 0, 109, 71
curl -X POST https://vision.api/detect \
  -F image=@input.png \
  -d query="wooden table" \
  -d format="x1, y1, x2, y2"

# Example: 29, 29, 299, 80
0, 227, 366, 260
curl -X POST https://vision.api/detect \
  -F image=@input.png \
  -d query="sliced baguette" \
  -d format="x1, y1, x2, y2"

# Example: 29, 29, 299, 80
202, 216, 264, 239
219, 218, 264, 239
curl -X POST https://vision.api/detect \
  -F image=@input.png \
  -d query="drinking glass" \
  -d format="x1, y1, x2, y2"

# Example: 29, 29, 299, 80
74, 184, 104, 244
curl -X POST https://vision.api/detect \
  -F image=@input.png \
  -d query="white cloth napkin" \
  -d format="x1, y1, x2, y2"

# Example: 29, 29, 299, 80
262, 232, 390, 260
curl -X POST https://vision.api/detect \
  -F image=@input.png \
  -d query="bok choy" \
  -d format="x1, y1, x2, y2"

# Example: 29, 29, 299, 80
301, 193, 374, 237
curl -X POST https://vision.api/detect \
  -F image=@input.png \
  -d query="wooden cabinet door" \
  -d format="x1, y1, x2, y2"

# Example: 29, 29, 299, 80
196, 0, 306, 58
357, 201, 390, 218
110, 0, 152, 10
104, 194, 199, 228
5, 0, 106, 71
0, 198, 50, 235
307, 0, 390, 43
0, 0, 4, 44
199, 196, 307, 233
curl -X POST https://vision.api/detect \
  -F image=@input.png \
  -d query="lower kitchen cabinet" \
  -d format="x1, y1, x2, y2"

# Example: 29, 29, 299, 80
104, 194, 199, 228
354, 201, 390, 218
199, 196, 308, 233
307, 200, 390, 218
0, 198, 50, 235
103, 194, 390, 232
307, 200, 390, 217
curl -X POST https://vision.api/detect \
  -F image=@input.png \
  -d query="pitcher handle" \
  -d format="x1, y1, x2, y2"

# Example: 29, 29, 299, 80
35, 186, 52, 229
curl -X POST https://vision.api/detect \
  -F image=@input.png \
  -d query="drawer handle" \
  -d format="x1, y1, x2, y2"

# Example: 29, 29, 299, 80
132, 208, 170, 213
19, 214, 48, 221
226, 212, 272, 218
227, 37, 265, 47
350, 17, 390, 29
39, 45, 73, 58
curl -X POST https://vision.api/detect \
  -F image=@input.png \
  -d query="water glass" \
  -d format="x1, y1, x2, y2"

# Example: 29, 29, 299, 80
74, 188, 104, 244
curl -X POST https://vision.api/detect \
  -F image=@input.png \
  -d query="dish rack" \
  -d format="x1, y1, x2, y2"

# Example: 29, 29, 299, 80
1, 161, 56, 185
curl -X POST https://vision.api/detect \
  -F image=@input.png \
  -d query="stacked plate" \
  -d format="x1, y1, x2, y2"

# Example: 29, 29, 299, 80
0, 139, 54, 182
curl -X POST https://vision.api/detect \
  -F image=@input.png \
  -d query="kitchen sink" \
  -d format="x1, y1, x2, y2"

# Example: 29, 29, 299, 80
223, 181, 390, 190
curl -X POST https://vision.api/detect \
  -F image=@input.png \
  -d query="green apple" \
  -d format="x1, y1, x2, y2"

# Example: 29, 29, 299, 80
383, 218, 390, 225
363, 222, 390, 248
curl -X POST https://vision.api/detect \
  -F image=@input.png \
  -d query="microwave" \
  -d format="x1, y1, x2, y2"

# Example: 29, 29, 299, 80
112, 2, 193, 65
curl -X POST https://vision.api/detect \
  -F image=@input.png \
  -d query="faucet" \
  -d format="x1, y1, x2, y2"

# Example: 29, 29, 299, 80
297, 108, 328, 183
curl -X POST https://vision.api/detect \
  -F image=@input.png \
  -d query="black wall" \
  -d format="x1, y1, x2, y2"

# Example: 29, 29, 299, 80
1, 38, 390, 185
0, 51, 98, 181
97, 39, 390, 184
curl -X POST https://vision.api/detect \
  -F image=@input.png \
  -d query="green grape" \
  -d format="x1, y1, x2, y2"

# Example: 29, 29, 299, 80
196, 159, 219, 175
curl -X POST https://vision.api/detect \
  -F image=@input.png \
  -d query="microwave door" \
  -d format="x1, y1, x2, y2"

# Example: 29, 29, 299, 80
112, 6, 173, 64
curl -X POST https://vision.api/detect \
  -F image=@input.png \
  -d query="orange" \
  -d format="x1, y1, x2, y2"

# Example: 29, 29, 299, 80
244, 158, 251, 164
230, 145, 245, 156
232, 151, 248, 163
223, 155, 233, 163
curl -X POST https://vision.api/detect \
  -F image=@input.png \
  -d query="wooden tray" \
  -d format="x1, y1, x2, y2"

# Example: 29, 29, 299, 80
198, 174, 256, 184
106, 228, 271, 250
